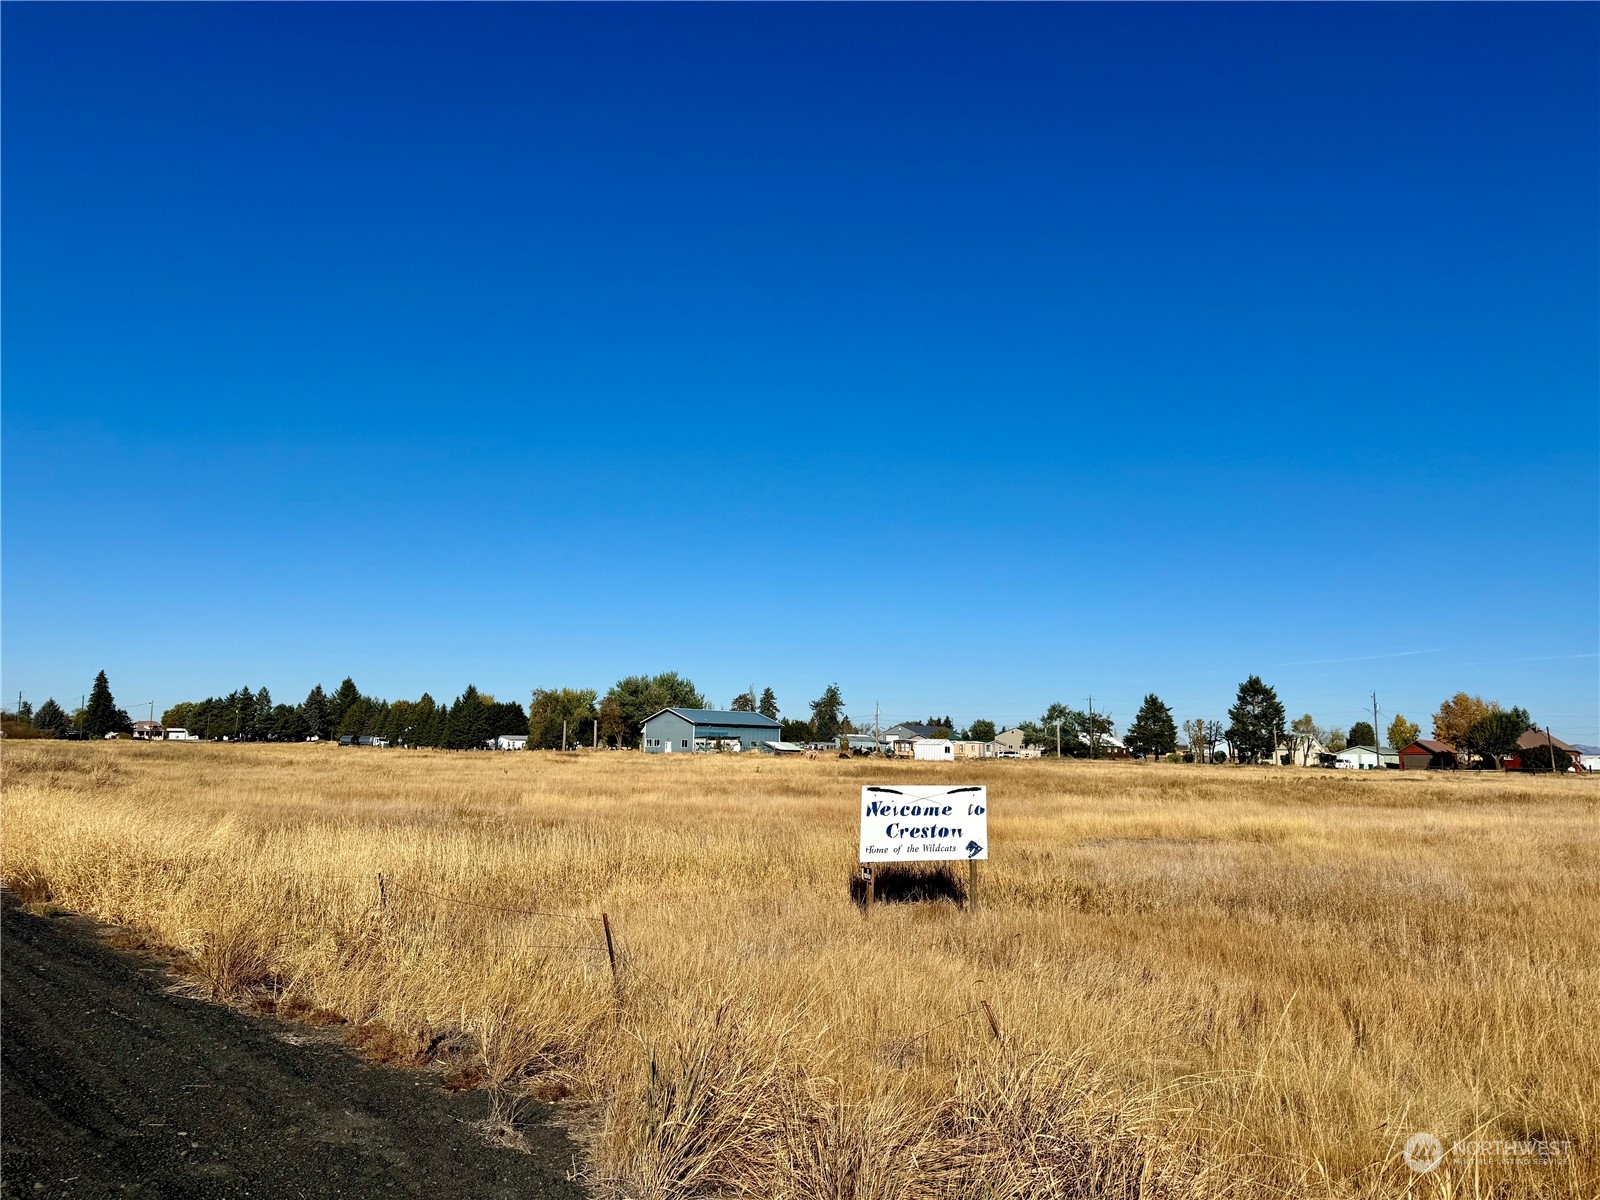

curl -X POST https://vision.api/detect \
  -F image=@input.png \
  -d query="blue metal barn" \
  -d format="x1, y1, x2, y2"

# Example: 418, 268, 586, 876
640, 707, 780, 754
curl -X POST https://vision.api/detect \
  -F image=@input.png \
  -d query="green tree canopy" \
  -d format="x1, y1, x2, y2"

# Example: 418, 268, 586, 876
441, 684, 492, 749
301, 685, 330, 741
967, 718, 997, 743
529, 688, 599, 749
1227, 676, 1285, 764
269, 703, 307, 742
758, 688, 779, 720
811, 684, 846, 743
33, 698, 69, 736
730, 689, 757, 712
328, 677, 361, 734
602, 672, 706, 748
338, 696, 376, 739
1347, 721, 1376, 748
1517, 742, 1571, 773
1126, 694, 1178, 758
1466, 707, 1532, 769
1038, 703, 1086, 756
780, 718, 813, 743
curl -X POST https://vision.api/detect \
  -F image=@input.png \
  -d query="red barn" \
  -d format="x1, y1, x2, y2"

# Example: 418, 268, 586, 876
1398, 740, 1458, 770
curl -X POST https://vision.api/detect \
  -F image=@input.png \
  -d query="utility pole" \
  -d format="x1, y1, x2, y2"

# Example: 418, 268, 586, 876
561, 719, 567, 752
1055, 717, 1062, 759
874, 703, 881, 757
1546, 726, 1560, 774
1087, 696, 1097, 759
1372, 692, 1381, 768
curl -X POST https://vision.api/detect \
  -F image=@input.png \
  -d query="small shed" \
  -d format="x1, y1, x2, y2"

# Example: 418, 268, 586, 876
1398, 740, 1458, 770
1334, 745, 1398, 770
911, 737, 955, 761
641, 708, 780, 754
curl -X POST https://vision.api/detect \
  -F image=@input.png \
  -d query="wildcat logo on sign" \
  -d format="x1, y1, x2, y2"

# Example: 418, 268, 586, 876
859, 785, 987, 863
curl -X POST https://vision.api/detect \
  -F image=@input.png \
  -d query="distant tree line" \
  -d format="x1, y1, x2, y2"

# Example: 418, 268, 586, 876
4, 671, 1563, 771
160, 678, 526, 748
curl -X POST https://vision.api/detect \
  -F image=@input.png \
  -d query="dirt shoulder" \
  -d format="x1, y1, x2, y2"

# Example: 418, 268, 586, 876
1, 899, 588, 1199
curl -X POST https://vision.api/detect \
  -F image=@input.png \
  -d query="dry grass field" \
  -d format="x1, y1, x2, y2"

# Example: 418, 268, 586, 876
2, 741, 1595, 1199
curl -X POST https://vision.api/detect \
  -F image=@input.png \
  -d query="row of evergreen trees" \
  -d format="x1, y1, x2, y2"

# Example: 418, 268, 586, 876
161, 679, 527, 749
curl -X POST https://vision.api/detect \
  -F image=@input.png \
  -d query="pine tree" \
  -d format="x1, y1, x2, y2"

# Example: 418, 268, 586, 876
255, 687, 273, 739
810, 684, 846, 743
730, 689, 757, 712
1126, 694, 1178, 758
426, 701, 448, 747
235, 686, 258, 741
34, 698, 68, 736
83, 671, 123, 738
328, 677, 361, 734
339, 697, 375, 738
301, 685, 330, 741
444, 685, 490, 749
758, 688, 779, 720
1227, 676, 1285, 764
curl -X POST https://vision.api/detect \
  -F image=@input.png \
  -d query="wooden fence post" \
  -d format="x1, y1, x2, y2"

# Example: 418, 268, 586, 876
967, 860, 978, 912
979, 998, 1002, 1044
376, 871, 387, 910
601, 912, 621, 1003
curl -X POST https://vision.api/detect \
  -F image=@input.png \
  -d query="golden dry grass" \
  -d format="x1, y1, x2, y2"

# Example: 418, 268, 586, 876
2, 741, 1595, 1198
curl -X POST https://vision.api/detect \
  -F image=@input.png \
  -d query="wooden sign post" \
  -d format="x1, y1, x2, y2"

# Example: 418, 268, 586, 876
859, 785, 987, 913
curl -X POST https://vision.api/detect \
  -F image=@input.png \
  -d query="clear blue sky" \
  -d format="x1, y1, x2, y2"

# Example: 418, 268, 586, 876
4, 4, 1596, 741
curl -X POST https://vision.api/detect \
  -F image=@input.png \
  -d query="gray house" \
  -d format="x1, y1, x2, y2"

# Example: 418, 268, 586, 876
640, 707, 780, 754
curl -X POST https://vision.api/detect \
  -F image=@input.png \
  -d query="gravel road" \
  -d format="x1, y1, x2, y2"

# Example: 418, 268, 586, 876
1, 899, 588, 1199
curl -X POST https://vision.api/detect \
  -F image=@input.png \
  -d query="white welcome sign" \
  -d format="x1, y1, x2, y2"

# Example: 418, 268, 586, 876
859, 785, 987, 863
